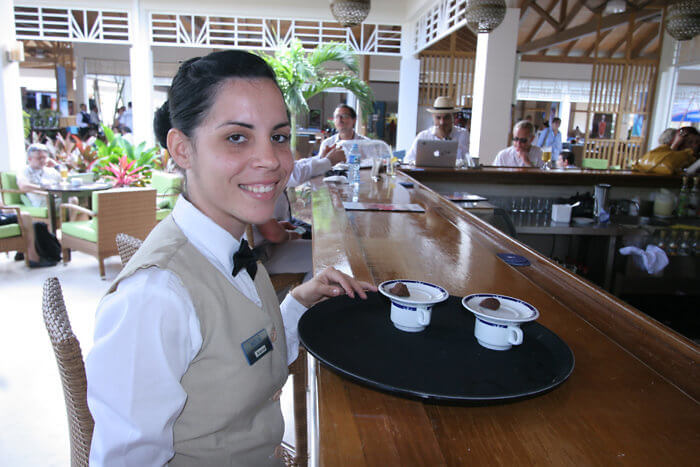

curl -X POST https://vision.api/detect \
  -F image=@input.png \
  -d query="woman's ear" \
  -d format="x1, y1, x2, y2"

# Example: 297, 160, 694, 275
167, 128, 194, 170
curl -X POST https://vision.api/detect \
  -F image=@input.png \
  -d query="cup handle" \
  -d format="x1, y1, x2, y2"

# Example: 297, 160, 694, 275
418, 309, 430, 326
508, 326, 523, 345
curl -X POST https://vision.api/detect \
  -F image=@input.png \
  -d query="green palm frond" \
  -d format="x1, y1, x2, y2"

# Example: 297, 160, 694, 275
257, 38, 375, 153
308, 42, 359, 74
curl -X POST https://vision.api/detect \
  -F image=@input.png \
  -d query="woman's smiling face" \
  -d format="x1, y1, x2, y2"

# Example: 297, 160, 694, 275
178, 78, 292, 238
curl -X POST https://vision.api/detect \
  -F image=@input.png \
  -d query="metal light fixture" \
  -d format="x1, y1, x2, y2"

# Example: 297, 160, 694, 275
603, 0, 626, 15
330, 0, 371, 28
465, 0, 507, 34
665, 0, 700, 41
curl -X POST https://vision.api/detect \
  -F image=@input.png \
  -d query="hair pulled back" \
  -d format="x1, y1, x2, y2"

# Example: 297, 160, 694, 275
153, 50, 280, 149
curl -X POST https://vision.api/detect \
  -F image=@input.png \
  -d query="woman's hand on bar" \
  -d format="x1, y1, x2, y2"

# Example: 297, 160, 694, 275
290, 267, 377, 308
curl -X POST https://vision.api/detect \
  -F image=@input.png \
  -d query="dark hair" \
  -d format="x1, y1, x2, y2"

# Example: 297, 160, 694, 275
679, 126, 699, 137
560, 150, 575, 166
334, 104, 357, 120
552, 117, 561, 125
153, 50, 280, 149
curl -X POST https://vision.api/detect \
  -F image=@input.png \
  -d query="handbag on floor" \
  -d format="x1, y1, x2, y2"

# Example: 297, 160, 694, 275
34, 222, 62, 262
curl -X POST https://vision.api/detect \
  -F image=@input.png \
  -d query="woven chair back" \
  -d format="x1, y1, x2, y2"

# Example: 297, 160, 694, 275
116, 232, 143, 266
42, 277, 94, 467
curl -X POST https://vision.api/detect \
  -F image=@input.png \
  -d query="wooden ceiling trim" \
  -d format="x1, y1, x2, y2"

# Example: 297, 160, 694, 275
631, 22, 660, 58
559, 0, 568, 23
522, 0, 559, 44
586, 29, 611, 57
558, 0, 584, 31
529, 1, 560, 30
563, 38, 579, 55
520, 0, 533, 20
519, 8, 661, 54
608, 18, 644, 58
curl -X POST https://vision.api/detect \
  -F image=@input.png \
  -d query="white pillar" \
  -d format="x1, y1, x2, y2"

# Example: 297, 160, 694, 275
129, 0, 154, 147
396, 55, 420, 151
560, 95, 571, 143
469, 8, 519, 165
74, 54, 88, 108
648, 32, 679, 151
0, 0, 25, 171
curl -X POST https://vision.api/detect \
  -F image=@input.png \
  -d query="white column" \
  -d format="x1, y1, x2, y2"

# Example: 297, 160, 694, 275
396, 55, 420, 151
560, 95, 571, 143
469, 8, 520, 165
0, 0, 25, 171
74, 54, 88, 108
129, 0, 154, 147
648, 32, 679, 151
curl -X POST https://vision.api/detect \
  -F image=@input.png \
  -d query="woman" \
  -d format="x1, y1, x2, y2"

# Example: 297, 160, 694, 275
86, 50, 375, 466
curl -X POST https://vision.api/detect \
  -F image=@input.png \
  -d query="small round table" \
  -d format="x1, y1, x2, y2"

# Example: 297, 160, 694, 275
41, 181, 112, 233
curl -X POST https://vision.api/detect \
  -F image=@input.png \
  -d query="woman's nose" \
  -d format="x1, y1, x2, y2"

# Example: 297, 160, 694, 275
253, 141, 281, 169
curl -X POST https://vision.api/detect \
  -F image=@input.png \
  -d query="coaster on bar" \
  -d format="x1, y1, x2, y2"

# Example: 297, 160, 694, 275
497, 253, 531, 267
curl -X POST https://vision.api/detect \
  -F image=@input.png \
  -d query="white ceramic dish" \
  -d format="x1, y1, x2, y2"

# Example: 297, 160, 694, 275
379, 280, 449, 332
379, 280, 449, 305
462, 294, 539, 324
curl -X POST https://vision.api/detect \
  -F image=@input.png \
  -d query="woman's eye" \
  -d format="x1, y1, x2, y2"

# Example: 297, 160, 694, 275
272, 134, 290, 144
227, 134, 247, 143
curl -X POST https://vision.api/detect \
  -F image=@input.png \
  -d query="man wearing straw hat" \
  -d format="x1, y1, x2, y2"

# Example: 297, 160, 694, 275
405, 96, 472, 166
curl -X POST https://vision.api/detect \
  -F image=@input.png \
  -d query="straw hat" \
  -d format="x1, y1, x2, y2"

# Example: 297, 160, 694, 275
427, 96, 458, 114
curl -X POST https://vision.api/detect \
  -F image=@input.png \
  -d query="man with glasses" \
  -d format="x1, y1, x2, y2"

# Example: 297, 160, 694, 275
318, 104, 368, 165
405, 96, 471, 166
494, 120, 544, 168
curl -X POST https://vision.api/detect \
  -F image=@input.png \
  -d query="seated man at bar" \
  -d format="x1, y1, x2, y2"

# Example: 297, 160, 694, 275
318, 104, 368, 164
537, 117, 563, 163
493, 120, 544, 168
405, 96, 472, 166
16, 143, 61, 207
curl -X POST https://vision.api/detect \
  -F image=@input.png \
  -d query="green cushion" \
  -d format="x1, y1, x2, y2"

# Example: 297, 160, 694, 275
156, 208, 172, 221
61, 220, 97, 242
0, 223, 21, 239
6, 202, 48, 218
1, 172, 22, 205
582, 158, 609, 170
150, 171, 183, 209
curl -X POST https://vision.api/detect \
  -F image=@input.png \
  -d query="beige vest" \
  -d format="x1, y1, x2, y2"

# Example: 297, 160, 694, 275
108, 216, 288, 466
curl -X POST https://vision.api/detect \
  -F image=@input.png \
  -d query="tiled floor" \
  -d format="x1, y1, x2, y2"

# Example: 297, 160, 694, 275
0, 250, 297, 466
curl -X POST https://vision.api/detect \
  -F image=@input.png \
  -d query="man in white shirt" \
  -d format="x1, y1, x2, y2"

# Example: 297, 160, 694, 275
16, 143, 61, 207
405, 96, 471, 166
122, 101, 133, 133
318, 104, 368, 163
493, 120, 544, 168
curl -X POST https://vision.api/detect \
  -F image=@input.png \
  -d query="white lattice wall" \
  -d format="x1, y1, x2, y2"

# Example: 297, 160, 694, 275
413, 0, 468, 54
14, 5, 130, 43
150, 13, 402, 55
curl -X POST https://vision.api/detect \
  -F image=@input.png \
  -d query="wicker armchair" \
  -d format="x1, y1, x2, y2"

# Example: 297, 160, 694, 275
115, 232, 143, 266
42, 277, 93, 467
61, 188, 156, 278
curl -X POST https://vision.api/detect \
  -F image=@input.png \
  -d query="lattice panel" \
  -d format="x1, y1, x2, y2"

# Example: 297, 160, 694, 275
413, 0, 468, 53
585, 60, 657, 169
14, 5, 129, 43
150, 13, 401, 55
419, 52, 475, 108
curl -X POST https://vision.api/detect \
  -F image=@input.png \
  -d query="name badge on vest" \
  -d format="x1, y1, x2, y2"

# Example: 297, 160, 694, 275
241, 329, 273, 365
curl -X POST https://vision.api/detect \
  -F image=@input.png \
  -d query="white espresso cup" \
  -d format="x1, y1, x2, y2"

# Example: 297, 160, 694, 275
474, 318, 523, 351
390, 302, 432, 332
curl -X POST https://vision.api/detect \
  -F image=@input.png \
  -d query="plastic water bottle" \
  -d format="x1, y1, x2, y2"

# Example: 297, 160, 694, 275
348, 143, 361, 187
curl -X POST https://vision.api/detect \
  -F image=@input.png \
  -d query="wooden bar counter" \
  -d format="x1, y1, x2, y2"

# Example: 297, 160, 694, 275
306, 170, 699, 466
401, 165, 682, 188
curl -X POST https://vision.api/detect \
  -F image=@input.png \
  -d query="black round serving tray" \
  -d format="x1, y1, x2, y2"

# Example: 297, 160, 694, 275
298, 293, 574, 402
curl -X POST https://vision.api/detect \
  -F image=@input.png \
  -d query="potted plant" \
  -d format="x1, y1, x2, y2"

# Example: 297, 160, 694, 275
259, 39, 374, 154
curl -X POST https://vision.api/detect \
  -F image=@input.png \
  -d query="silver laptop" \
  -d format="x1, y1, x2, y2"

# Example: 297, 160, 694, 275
415, 140, 458, 168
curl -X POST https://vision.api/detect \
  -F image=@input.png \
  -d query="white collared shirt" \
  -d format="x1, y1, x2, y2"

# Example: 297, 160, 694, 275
493, 145, 544, 168
86, 196, 307, 466
405, 125, 471, 165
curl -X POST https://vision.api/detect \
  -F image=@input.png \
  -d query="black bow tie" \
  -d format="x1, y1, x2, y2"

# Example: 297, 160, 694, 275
232, 239, 257, 279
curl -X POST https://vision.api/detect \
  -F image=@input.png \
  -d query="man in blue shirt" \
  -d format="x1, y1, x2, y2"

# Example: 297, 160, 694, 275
537, 117, 562, 162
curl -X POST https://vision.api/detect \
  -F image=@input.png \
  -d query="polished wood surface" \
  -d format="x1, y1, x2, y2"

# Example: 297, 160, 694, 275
309, 170, 699, 466
401, 166, 681, 188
